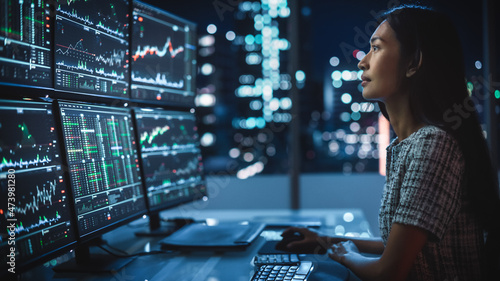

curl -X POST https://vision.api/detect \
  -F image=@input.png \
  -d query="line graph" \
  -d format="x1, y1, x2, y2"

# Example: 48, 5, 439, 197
57, 9, 94, 26
56, 41, 128, 70
3, 168, 71, 237
14, 212, 62, 235
1, 154, 52, 170
132, 72, 184, 88
172, 157, 200, 177
140, 125, 170, 145
95, 49, 128, 67
96, 21, 125, 38
144, 152, 202, 186
130, 2, 196, 101
0, 113, 59, 173
56, 60, 94, 74
55, 3, 130, 96
15, 180, 58, 215
57, 0, 129, 39
132, 37, 184, 61
57, 10, 126, 38
136, 112, 199, 152
94, 68, 125, 80
0, 101, 76, 264
55, 39, 92, 56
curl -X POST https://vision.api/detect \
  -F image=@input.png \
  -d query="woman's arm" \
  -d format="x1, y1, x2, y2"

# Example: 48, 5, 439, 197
282, 227, 385, 255
322, 235, 385, 254
330, 223, 428, 281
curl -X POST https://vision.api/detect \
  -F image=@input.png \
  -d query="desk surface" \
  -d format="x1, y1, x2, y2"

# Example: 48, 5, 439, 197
14, 209, 371, 281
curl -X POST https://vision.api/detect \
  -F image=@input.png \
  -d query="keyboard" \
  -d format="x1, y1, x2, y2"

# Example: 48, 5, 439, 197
251, 254, 314, 281
253, 253, 300, 267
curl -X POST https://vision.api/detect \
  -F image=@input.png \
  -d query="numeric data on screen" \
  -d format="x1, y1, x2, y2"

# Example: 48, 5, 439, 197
59, 102, 145, 236
0, 0, 53, 87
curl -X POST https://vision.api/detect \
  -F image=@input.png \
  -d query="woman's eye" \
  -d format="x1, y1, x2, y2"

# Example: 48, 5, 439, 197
372, 45, 379, 51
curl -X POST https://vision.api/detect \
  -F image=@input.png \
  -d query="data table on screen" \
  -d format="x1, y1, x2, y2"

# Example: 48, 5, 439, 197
59, 102, 146, 237
0, 0, 53, 88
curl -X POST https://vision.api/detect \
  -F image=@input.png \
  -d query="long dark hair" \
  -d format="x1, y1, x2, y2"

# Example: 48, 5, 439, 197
379, 5, 500, 276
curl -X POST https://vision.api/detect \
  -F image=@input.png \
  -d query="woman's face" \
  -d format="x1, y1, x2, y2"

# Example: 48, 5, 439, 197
358, 20, 405, 101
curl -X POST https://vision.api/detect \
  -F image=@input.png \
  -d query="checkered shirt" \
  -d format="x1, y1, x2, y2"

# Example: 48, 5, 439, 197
379, 125, 483, 280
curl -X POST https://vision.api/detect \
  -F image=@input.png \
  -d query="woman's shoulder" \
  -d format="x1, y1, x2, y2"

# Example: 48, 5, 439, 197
407, 125, 462, 156
388, 125, 460, 152
411, 125, 457, 144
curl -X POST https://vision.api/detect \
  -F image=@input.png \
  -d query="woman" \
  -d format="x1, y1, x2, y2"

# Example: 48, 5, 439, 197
282, 5, 500, 281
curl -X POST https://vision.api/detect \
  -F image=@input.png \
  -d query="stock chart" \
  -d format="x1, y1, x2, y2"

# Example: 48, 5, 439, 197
138, 111, 199, 152
0, 0, 53, 87
0, 100, 75, 270
59, 102, 146, 236
135, 109, 205, 210
131, 1, 196, 106
54, 0, 130, 97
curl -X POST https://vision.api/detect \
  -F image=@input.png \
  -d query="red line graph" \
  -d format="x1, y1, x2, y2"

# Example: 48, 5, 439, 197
132, 37, 184, 61
56, 39, 96, 57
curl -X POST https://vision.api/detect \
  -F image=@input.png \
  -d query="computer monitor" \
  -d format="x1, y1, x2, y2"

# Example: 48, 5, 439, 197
54, 0, 130, 98
131, 1, 197, 107
55, 101, 146, 272
58, 101, 146, 239
0, 100, 76, 276
134, 108, 207, 235
0, 0, 53, 88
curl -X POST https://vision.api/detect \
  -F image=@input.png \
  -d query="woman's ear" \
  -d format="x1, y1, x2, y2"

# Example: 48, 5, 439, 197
406, 51, 423, 78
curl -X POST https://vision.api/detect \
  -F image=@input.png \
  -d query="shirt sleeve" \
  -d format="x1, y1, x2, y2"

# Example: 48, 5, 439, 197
393, 130, 464, 241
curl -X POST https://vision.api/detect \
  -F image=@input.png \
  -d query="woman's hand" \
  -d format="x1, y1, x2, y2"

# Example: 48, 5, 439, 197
279, 227, 329, 254
328, 240, 360, 265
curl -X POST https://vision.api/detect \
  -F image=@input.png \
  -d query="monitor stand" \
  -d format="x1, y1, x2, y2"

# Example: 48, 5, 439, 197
53, 237, 135, 273
134, 212, 194, 237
